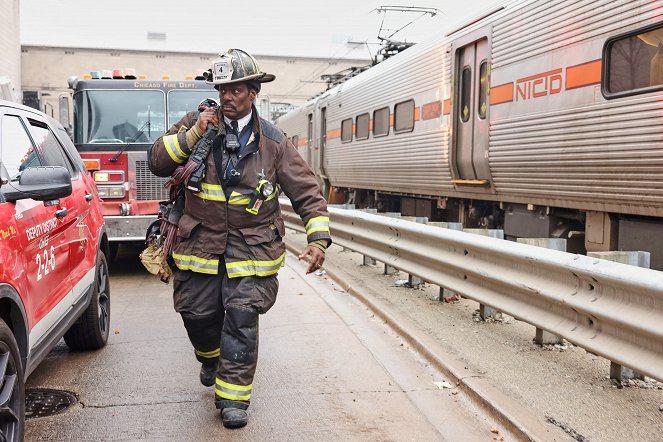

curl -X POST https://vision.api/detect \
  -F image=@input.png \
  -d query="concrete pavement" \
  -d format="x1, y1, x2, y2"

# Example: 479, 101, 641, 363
25, 248, 507, 441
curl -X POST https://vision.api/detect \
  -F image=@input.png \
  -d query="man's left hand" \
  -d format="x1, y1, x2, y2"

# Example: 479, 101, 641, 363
298, 245, 325, 274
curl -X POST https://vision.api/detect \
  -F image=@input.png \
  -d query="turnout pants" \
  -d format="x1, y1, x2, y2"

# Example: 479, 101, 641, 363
173, 263, 279, 410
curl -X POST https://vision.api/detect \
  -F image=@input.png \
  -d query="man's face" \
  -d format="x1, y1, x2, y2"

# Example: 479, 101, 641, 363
218, 82, 256, 120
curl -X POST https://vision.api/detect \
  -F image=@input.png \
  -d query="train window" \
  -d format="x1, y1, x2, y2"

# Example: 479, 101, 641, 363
341, 118, 353, 143
460, 66, 471, 123
478, 61, 488, 119
292, 135, 299, 147
373, 107, 390, 137
603, 23, 663, 98
394, 100, 415, 133
356, 113, 369, 140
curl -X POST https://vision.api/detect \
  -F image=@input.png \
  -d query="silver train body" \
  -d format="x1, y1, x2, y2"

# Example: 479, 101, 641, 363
276, 0, 663, 268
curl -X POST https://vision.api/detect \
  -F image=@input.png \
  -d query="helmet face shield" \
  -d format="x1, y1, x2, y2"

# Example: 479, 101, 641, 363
204, 49, 275, 86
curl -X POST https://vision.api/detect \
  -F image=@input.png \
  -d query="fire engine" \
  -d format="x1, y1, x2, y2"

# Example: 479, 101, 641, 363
66, 69, 271, 259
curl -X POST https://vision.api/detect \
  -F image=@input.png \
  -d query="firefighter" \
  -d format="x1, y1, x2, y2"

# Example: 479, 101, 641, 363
148, 49, 331, 428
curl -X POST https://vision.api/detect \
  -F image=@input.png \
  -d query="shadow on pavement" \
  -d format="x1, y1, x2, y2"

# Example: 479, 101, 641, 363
109, 243, 148, 276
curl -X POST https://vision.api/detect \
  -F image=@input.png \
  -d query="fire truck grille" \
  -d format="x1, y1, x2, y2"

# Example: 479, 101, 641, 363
136, 160, 170, 201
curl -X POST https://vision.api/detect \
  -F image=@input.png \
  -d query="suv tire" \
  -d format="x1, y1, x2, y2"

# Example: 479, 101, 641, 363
64, 250, 111, 350
0, 319, 25, 442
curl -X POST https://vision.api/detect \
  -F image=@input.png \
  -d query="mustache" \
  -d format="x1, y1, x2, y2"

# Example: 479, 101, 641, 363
222, 102, 236, 109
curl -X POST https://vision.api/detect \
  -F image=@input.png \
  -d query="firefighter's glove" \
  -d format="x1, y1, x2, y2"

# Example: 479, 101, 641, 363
140, 239, 173, 283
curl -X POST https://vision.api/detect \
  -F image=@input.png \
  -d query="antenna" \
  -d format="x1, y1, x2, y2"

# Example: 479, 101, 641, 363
369, 5, 442, 64
371, 5, 442, 40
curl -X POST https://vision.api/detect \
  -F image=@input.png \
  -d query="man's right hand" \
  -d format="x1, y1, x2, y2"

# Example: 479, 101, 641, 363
196, 108, 219, 132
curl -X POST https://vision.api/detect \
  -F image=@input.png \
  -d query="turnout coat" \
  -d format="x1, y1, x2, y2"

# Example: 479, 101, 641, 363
149, 106, 331, 277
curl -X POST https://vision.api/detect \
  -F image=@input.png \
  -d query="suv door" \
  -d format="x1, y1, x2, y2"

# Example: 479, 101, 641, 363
0, 111, 73, 337
24, 117, 93, 289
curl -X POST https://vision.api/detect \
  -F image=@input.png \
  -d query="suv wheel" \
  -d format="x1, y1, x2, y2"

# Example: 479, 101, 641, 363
0, 319, 24, 442
64, 249, 111, 350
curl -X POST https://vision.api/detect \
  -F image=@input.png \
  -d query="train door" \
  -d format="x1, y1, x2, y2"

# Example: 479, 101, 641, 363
453, 37, 492, 185
307, 113, 313, 165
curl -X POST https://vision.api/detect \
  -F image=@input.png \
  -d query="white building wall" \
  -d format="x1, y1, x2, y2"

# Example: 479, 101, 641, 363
21, 46, 369, 119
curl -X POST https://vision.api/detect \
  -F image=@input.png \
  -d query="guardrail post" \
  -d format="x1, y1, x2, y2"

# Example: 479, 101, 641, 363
330, 204, 355, 252
428, 222, 463, 301
357, 208, 378, 265
588, 251, 650, 382
381, 213, 402, 275
517, 238, 567, 344
405, 217, 428, 286
465, 229, 505, 319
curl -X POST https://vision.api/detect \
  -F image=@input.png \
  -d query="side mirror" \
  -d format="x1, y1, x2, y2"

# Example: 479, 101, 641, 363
2, 166, 72, 203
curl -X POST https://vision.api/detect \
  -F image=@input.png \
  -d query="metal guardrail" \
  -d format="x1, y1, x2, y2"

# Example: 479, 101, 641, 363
281, 200, 663, 382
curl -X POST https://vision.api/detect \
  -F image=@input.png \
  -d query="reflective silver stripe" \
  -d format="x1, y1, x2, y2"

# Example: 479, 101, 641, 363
228, 191, 251, 205
225, 253, 286, 278
215, 379, 252, 401
195, 183, 226, 201
228, 187, 279, 205
163, 134, 188, 164
305, 216, 330, 236
172, 253, 219, 274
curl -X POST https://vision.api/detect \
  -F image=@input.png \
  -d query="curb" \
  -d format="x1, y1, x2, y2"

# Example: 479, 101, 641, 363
286, 243, 568, 442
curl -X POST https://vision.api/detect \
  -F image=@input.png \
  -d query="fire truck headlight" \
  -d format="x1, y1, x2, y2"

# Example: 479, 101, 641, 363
97, 186, 126, 199
93, 170, 125, 183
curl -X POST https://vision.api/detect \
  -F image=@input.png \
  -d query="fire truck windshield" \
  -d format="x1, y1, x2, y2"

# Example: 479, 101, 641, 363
167, 90, 219, 127
74, 90, 166, 144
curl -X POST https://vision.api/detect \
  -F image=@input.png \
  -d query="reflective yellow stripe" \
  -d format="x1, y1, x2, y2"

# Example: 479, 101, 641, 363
305, 216, 330, 236
163, 134, 188, 164
195, 348, 220, 358
172, 253, 219, 274
225, 252, 286, 278
228, 188, 279, 205
215, 389, 251, 401
216, 379, 252, 391
265, 189, 279, 202
229, 191, 251, 205
195, 183, 227, 201
215, 378, 252, 401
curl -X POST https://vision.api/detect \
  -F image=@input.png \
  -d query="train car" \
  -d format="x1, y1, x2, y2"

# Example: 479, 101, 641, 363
276, 0, 663, 269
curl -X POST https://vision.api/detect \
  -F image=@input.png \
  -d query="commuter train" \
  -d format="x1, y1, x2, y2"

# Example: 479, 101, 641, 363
276, 0, 663, 269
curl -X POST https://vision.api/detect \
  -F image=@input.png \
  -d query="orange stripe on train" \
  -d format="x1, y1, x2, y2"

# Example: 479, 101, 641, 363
566, 59, 602, 90
422, 101, 442, 120
490, 83, 514, 105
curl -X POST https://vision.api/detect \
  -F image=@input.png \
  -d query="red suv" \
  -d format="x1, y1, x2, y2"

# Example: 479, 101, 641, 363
0, 100, 110, 440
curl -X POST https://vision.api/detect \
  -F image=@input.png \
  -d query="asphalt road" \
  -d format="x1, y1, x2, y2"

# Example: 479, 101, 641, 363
25, 246, 509, 441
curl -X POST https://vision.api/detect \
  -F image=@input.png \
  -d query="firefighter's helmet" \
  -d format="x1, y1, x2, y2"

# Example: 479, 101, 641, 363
203, 49, 275, 87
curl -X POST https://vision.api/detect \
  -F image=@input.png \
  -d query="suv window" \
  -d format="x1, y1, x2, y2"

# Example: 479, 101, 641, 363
1, 114, 42, 181
26, 119, 77, 176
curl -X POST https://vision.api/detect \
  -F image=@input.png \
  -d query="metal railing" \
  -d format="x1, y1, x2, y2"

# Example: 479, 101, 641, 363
281, 201, 663, 382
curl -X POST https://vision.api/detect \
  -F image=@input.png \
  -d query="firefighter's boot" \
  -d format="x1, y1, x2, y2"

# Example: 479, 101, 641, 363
200, 362, 217, 387
221, 407, 248, 428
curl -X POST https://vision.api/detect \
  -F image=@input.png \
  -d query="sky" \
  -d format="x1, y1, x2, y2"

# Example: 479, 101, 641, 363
21, 0, 502, 60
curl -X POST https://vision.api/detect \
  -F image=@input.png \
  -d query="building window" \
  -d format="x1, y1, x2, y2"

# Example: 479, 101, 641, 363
373, 107, 390, 137
355, 113, 369, 140
341, 118, 353, 142
604, 23, 663, 97
478, 61, 488, 119
394, 100, 415, 133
